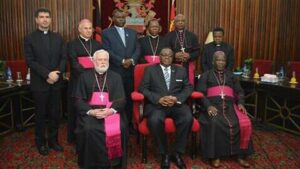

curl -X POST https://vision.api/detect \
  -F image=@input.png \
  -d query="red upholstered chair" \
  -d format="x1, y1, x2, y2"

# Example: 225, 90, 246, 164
6, 60, 28, 80
287, 61, 300, 79
131, 63, 204, 163
252, 59, 273, 76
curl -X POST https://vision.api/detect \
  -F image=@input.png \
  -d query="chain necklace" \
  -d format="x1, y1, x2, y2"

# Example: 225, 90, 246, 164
148, 36, 160, 56
94, 72, 107, 102
175, 30, 186, 52
212, 71, 226, 99
78, 36, 92, 58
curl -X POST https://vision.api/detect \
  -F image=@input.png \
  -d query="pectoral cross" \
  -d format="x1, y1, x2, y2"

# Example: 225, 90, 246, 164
220, 92, 225, 100
181, 47, 185, 53
152, 55, 156, 62
100, 94, 104, 102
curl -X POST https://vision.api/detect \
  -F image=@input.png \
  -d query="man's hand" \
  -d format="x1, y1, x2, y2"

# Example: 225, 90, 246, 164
175, 52, 184, 62
90, 108, 113, 119
48, 70, 60, 82
46, 78, 55, 84
207, 106, 218, 117
122, 58, 133, 69
159, 96, 178, 107
181, 52, 190, 62
238, 104, 248, 114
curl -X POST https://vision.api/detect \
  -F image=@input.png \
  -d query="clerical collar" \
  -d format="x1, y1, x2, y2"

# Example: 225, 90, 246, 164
79, 35, 90, 42
214, 69, 225, 74
38, 29, 49, 34
214, 41, 223, 47
149, 35, 159, 38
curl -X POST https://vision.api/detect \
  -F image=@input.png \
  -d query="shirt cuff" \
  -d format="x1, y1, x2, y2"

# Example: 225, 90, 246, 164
130, 58, 135, 66
87, 110, 92, 115
111, 108, 117, 114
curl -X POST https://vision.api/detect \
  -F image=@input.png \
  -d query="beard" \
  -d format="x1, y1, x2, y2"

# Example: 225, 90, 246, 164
95, 65, 109, 74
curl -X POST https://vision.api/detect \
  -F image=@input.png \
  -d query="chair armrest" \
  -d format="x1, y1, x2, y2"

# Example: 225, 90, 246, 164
131, 91, 144, 101
191, 91, 204, 99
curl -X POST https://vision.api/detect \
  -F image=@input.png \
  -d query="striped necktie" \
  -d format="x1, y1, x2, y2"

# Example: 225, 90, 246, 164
164, 67, 170, 89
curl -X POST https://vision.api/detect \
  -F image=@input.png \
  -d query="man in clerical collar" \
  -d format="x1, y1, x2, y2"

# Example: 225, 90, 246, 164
139, 19, 165, 64
202, 27, 234, 72
24, 7, 66, 156
75, 49, 127, 169
67, 19, 102, 144
165, 14, 200, 85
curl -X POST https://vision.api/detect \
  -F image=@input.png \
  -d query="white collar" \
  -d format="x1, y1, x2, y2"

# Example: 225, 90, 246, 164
115, 26, 124, 30
79, 35, 90, 42
149, 35, 159, 38
160, 64, 170, 71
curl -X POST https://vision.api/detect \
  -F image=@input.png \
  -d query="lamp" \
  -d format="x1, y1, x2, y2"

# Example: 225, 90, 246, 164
205, 31, 213, 44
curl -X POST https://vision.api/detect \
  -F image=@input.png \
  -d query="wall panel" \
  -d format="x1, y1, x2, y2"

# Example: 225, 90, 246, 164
177, 0, 300, 72
0, 0, 92, 60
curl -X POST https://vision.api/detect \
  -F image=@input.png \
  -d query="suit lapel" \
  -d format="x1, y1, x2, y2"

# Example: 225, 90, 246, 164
155, 65, 168, 91
112, 27, 126, 48
169, 65, 176, 90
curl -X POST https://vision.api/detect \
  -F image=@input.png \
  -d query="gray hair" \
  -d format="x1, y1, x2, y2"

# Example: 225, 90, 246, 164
212, 51, 226, 62
92, 49, 110, 60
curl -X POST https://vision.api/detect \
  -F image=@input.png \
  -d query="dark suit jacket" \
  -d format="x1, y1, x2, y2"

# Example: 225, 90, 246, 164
24, 30, 66, 91
139, 64, 193, 116
102, 26, 140, 75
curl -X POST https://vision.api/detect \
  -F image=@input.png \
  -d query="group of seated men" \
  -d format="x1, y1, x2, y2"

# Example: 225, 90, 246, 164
24, 7, 253, 169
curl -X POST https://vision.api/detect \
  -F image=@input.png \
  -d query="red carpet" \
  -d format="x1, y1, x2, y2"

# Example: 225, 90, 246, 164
0, 123, 299, 169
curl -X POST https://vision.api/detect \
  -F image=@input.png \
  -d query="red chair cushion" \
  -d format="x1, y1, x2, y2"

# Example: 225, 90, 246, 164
131, 91, 144, 101
138, 117, 200, 135
191, 91, 204, 99
134, 64, 152, 91
191, 118, 200, 132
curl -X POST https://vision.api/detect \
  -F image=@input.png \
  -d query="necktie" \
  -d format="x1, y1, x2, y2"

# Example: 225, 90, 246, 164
164, 67, 170, 89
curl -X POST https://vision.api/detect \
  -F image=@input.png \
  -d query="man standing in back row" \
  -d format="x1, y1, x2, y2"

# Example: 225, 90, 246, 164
102, 9, 140, 132
202, 27, 234, 72
24, 8, 66, 155
165, 14, 200, 85
67, 19, 102, 143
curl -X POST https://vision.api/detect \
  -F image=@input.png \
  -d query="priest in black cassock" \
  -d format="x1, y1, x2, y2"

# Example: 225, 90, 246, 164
196, 51, 253, 168
201, 27, 234, 72
139, 19, 165, 64
74, 49, 127, 169
67, 19, 102, 143
24, 8, 66, 156
165, 14, 200, 85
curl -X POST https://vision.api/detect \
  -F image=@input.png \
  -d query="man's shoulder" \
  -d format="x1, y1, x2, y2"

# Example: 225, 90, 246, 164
102, 27, 114, 34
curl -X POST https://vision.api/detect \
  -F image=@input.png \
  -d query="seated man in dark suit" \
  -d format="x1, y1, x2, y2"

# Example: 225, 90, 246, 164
139, 47, 193, 169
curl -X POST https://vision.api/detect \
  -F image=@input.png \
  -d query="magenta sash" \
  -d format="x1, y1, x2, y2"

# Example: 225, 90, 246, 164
189, 62, 195, 86
207, 86, 252, 149
88, 92, 122, 159
144, 55, 160, 64
77, 56, 94, 68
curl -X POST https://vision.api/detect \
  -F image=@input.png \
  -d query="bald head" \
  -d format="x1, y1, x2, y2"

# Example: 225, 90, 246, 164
174, 14, 185, 30
78, 19, 93, 39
